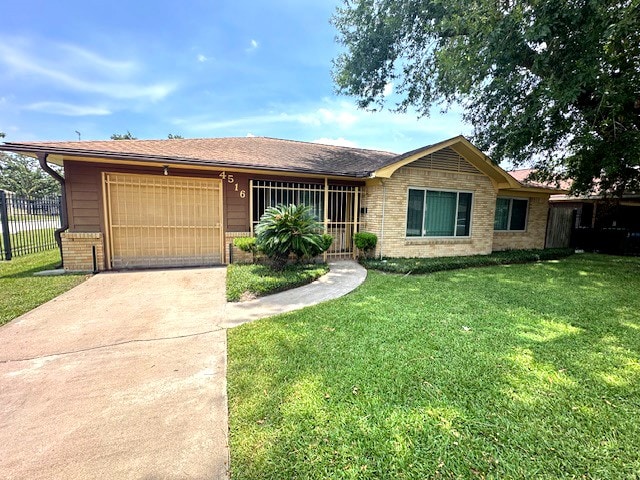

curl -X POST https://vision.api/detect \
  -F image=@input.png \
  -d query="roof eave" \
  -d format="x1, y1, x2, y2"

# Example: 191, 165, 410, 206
0, 143, 369, 178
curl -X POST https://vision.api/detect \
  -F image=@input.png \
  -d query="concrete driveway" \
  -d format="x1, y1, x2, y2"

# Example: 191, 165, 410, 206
0, 268, 229, 480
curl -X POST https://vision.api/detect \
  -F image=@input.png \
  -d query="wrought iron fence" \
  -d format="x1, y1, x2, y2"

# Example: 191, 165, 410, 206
0, 190, 61, 260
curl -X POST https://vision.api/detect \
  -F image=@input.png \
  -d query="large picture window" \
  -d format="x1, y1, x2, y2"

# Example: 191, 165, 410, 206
494, 198, 528, 231
406, 189, 472, 237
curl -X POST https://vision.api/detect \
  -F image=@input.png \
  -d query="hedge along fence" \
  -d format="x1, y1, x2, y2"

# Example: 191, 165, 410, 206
360, 248, 575, 275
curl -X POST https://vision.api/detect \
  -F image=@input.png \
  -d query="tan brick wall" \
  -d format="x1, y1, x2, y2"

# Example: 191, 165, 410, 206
492, 196, 549, 251
61, 232, 105, 271
225, 231, 254, 264
361, 167, 497, 258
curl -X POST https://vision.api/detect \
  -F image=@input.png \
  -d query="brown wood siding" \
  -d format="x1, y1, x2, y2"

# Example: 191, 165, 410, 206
63, 160, 368, 238
223, 171, 250, 231
64, 162, 101, 232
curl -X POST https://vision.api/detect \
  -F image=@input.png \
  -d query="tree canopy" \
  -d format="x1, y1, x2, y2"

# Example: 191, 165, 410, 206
0, 153, 61, 197
332, 0, 640, 195
110, 131, 137, 140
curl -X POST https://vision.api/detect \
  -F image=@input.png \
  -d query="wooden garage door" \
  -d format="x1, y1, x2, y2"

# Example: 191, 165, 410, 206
105, 173, 223, 269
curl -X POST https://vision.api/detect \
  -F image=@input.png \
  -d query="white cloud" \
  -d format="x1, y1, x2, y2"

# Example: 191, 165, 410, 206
197, 54, 207, 63
246, 39, 259, 52
312, 137, 358, 148
246, 132, 256, 137
0, 38, 175, 101
25, 101, 111, 116
383, 83, 393, 97
171, 98, 470, 153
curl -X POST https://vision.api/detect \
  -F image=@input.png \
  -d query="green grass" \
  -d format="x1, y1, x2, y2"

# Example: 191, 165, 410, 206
361, 248, 575, 274
227, 254, 640, 479
226, 263, 330, 302
0, 250, 87, 326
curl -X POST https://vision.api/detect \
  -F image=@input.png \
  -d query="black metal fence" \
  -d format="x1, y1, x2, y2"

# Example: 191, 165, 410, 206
572, 227, 640, 256
0, 190, 61, 260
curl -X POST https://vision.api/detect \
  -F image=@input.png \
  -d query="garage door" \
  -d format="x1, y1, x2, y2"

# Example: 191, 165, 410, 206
105, 173, 223, 269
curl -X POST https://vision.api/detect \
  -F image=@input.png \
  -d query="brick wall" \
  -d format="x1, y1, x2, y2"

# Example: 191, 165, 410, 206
492, 196, 549, 251
61, 232, 105, 271
362, 167, 497, 258
225, 231, 254, 264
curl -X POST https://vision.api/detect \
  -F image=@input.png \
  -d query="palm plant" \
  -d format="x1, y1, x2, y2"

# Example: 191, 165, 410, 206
255, 204, 326, 269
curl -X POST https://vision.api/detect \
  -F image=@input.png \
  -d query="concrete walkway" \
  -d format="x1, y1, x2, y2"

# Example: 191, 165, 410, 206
223, 260, 367, 328
0, 260, 366, 480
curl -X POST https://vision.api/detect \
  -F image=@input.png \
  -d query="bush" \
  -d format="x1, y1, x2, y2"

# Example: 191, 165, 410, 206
255, 204, 325, 270
233, 236, 258, 253
308, 234, 334, 258
361, 248, 574, 274
353, 232, 378, 257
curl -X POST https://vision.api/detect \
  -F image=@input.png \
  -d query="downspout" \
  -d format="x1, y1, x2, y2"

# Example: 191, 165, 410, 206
379, 180, 386, 259
38, 153, 68, 267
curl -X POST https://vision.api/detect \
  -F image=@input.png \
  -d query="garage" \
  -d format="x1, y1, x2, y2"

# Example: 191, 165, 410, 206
104, 173, 223, 269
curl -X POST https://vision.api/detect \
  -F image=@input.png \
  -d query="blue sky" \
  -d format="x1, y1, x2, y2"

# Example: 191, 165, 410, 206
0, 0, 470, 153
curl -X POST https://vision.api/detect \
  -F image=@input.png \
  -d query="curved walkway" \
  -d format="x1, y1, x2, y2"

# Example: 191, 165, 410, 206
222, 260, 367, 328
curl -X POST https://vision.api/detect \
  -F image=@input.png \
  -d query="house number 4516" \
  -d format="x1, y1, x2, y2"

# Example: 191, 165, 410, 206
219, 171, 246, 198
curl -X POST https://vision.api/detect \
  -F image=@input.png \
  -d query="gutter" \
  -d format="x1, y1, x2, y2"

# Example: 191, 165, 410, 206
37, 153, 68, 267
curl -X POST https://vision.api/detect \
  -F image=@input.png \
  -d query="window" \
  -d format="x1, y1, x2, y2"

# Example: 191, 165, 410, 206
406, 189, 472, 237
494, 198, 528, 231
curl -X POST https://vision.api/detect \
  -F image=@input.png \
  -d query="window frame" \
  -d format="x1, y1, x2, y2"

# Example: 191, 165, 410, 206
405, 187, 474, 238
494, 197, 529, 232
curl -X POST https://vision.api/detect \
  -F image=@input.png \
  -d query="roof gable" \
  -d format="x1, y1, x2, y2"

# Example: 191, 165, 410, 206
403, 146, 482, 175
372, 136, 519, 189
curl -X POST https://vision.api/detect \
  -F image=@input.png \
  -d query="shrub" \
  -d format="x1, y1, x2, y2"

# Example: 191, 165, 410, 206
308, 234, 334, 258
255, 204, 324, 270
353, 232, 378, 257
233, 236, 257, 253
360, 248, 574, 274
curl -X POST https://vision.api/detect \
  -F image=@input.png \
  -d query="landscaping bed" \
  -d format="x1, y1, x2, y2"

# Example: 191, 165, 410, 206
227, 254, 640, 478
361, 247, 574, 274
226, 263, 329, 302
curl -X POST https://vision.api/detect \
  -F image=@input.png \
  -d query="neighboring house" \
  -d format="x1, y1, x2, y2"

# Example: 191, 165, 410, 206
0, 136, 562, 271
510, 169, 640, 254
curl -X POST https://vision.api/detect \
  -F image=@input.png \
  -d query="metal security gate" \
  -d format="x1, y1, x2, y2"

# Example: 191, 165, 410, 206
250, 180, 361, 258
104, 173, 223, 269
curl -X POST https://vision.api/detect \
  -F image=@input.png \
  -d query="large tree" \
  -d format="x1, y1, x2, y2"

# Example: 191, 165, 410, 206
0, 152, 61, 197
332, 0, 640, 195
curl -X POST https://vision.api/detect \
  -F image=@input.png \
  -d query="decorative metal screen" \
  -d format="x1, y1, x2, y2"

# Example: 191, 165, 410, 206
105, 173, 223, 268
251, 180, 361, 258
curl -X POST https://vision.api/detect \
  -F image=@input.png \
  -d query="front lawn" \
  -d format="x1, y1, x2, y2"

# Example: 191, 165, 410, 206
0, 250, 87, 326
226, 263, 329, 302
228, 254, 640, 479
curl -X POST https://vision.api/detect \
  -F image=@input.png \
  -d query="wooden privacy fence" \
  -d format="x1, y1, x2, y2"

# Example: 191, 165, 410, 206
545, 207, 574, 248
0, 190, 62, 260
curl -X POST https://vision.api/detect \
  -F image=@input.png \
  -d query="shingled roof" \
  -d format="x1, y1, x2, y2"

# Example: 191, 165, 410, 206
0, 136, 398, 178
